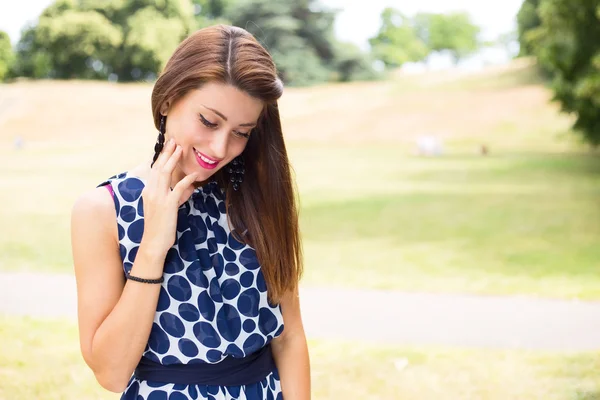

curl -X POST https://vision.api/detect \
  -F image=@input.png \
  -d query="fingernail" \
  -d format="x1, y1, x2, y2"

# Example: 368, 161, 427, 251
169, 138, 174, 144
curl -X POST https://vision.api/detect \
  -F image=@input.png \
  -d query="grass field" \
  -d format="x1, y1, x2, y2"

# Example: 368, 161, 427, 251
1, 58, 599, 299
1, 315, 599, 400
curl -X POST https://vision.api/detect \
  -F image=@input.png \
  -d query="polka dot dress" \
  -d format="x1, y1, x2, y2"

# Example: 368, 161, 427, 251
99, 172, 285, 400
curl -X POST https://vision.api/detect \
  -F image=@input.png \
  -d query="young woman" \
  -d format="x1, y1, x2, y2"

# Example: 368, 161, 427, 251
71, 25, 310, 400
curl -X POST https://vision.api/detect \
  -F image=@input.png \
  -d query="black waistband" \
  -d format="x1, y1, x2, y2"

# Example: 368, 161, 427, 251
134, 344, 276, 386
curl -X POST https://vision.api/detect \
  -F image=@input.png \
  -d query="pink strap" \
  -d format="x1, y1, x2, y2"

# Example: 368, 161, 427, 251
105, 183, 115, 199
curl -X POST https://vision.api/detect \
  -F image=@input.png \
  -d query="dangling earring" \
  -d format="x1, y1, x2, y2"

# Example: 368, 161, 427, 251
228, 156, 245, 191
151, 115, 166, 168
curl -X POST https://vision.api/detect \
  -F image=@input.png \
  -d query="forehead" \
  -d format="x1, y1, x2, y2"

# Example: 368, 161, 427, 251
182, 82, 264, 121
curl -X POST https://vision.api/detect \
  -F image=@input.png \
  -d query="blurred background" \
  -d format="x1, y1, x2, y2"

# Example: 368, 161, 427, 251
1, 0, 600, 399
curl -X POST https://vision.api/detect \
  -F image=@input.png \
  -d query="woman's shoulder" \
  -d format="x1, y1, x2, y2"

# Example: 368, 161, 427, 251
72, 163, 148, 221
71, 184, 118, 233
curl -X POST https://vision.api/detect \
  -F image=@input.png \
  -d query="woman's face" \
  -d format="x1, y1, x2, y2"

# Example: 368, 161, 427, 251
162, 82, 263, 183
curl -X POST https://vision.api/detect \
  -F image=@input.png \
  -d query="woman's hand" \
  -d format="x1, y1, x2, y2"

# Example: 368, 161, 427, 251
141, 138, 198, 258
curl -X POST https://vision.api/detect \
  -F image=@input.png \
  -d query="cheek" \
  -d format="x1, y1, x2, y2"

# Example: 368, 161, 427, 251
166, 111, 191, 133
182, 119, 200, 137
177, 122, 208, 145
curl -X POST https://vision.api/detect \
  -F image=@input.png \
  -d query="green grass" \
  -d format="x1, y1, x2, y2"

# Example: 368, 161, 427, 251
1, 61, 599, 299
1, 315, 599, 400
1, 139, 600, 299
0, 316, 110, 400
292, 146, 600, 299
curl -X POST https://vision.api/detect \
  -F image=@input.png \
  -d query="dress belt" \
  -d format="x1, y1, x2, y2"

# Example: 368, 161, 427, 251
134, 344, 276, 386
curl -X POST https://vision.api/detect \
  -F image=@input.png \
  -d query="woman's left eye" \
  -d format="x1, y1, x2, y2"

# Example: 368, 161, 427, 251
234, 131, 250, 139
200, 113, 250, 138
199, 114, 217, 128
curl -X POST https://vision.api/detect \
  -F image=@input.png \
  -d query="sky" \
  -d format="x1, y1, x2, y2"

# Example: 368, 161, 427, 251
0, 0, 524, 68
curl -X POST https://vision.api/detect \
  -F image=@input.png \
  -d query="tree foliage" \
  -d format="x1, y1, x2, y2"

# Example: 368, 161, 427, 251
36, 10, 123, 79
9, 25, 53, 79
192, 0, 234, 27
10, 0, 377, 86
226, 0, 377, 86
518, 0, 600, 145
414, 11, 480, 63
13, 0, 195, 81
226, 0, 328, 85
516, 0, 541, 56
369, 8, 480, 68
0, 31, 13, 81
333, 41, 378, 82
368, 8, 429, 68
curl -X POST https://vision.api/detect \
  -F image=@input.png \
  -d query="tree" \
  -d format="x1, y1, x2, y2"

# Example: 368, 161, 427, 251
368, 8, 429, 69
225, 0, 330, 85
369, 9, 481, 68
76, 0, 195, 80
524, 0, 600, 145
227, 0, 376, 86
35, 10, 122, 79
414, 11, 481, 64
8, 25, 53, 79
516, 0, 541, 56
11, 0, 376, 86
332, 41, 379, 82
192, 0, 235, 27
0, 31, 13, 81
121, 6, 190, 80
13, 0, 195, 81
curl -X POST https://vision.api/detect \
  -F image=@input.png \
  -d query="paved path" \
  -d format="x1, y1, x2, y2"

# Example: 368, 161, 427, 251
2, 271, 600, 351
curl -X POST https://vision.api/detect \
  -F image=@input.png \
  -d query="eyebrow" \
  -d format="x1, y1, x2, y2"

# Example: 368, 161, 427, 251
202, 105, 256, 127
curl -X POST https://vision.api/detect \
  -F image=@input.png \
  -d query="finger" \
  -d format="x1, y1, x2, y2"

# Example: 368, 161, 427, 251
177, 184, 197, 207
162, 144, 183, 174
172, 173, 198, 203
153, 138, 176, 170
151, 140, 173, 175
157, 145, 182, 191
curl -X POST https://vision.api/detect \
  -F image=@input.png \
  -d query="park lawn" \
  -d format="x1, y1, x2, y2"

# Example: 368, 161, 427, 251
295, 146, 600, 299
1, 315, 599, 400
1, 60, 599, 299
1, 144, 599, 299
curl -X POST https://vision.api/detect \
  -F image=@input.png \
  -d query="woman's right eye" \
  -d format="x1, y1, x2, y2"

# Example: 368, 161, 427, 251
199, 114, 217, 128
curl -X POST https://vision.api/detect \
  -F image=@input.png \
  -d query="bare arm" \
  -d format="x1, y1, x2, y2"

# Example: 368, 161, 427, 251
271, 287, 311, 399
72, 140, 198, 392
71, 187, 167, 392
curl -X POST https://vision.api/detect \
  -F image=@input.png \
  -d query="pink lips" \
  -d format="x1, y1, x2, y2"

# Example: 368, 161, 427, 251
193, 149, 220, 170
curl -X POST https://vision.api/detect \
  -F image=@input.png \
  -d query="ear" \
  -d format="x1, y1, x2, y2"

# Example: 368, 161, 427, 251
160, 101, 170, 116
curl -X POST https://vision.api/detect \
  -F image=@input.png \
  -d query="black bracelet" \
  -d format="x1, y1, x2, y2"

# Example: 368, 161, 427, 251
125, 272, 164, 284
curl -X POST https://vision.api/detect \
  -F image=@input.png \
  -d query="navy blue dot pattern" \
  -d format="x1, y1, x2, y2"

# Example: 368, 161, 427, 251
98, 172, 284, 400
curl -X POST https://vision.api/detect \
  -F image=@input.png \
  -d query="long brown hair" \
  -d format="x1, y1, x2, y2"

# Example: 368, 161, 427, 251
151, 25, 302, 304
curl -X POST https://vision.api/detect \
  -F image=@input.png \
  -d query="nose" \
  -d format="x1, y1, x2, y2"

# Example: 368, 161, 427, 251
210, 129, 230, 160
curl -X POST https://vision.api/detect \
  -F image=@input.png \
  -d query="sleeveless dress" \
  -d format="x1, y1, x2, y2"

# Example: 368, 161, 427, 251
98, 172, 285, 400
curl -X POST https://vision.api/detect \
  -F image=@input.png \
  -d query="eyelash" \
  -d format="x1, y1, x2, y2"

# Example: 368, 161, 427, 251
199, 114, 250, 139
